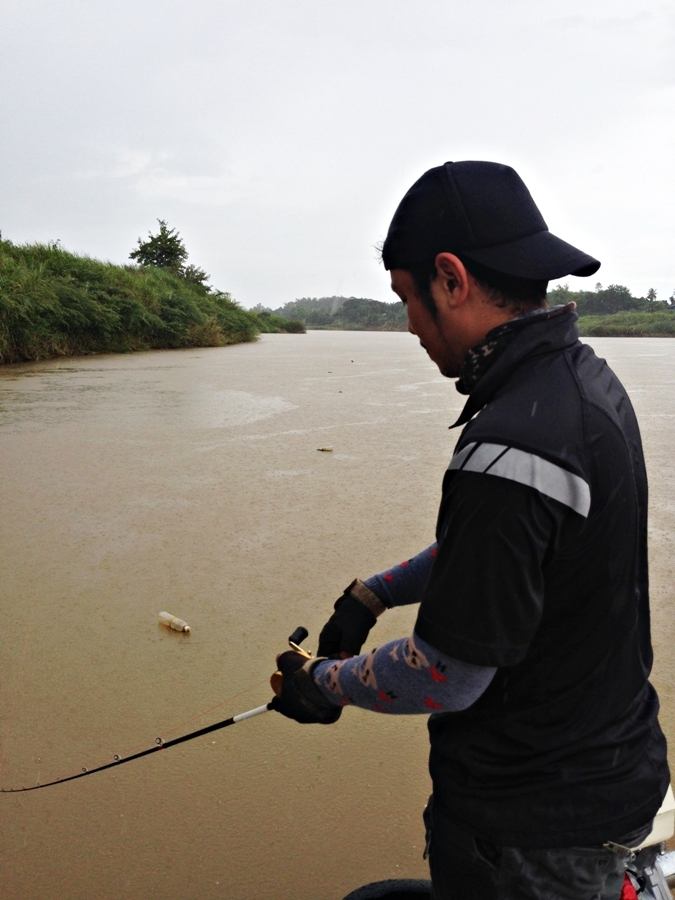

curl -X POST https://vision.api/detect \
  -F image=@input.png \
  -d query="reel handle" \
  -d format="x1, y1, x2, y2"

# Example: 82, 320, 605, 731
271, 627, 312, 696
288, 626, 309, 652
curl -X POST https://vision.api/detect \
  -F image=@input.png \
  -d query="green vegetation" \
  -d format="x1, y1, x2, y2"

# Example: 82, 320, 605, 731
260, 283, 674, 337
130, 219, 190, 274
257, 296, 407, 330
130, 218, 211, 288
252, 309, 306, 333
548, 283, 674, 317
578, 312, 675, 337
550, 283, 674, 337
0, 228, 304, 364
2, 226, 670, 365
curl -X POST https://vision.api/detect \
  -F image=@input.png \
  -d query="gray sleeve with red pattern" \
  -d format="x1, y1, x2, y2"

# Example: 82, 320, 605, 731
312, 631, 496, 714
363, 543, 437, 608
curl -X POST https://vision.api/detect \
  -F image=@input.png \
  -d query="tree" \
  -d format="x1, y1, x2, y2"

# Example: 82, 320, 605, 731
129, 219, 211, 289
130, 219, 189, 273
577, 284, 636, 315
549, 284, 571, 303
646, 287, 657, 305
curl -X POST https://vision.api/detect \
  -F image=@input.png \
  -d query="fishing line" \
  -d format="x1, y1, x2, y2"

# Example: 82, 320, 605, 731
0, 627, 309, 794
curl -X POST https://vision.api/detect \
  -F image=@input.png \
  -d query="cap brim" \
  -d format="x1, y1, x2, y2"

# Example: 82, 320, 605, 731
461, 230, 600, 280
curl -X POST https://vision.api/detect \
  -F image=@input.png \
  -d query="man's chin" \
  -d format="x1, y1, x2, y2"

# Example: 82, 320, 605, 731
439, 361, 460, 379
421, 345, 459, 379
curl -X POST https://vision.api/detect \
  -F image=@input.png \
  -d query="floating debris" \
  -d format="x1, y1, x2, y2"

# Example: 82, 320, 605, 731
158, 611, 191, 633
316, 447, 334, 453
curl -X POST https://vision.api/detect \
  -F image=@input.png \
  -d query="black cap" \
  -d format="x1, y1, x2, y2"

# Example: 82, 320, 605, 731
382, 161, 600, 279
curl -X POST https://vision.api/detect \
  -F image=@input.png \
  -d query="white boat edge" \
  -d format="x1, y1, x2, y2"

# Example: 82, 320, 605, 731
638, 784, 675, 849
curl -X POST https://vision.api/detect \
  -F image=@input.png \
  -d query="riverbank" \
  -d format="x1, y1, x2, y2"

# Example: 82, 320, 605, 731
0, 240, 304, 364
302, 311, 675, 337
578, 311, 675, 337
269, 294, 675, 336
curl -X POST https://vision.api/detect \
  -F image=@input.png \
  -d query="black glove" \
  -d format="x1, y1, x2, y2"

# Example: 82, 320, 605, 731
270, 650, 342, 725
317, 579, 387, 658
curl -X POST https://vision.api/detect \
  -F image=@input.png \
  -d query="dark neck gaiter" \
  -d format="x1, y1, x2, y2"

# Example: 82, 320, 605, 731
456, 304, 574, 395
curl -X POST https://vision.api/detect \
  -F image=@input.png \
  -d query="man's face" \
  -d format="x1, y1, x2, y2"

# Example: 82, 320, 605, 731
390, 269, 468, 378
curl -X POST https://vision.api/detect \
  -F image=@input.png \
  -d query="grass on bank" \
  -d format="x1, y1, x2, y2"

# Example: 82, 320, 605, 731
577, 311, 675, 337
0, 240, 303, 364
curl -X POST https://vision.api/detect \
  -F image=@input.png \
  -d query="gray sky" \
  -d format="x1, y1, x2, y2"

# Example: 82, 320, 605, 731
2, 0, 673, 308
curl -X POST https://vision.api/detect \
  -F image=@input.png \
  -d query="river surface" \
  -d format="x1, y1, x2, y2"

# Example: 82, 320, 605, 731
1, 332, 673, 900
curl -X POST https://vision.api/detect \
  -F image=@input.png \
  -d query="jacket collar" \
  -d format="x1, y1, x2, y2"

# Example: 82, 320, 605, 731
451, 304, 579, 428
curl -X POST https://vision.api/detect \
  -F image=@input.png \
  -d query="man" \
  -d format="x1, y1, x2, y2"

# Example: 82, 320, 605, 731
271, 161, 670, 899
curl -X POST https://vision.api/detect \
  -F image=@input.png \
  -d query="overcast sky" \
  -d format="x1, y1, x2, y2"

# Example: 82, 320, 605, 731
2, 0, 673, 308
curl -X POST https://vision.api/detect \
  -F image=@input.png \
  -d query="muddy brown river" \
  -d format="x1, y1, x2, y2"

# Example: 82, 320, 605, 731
1, 332, 673, 899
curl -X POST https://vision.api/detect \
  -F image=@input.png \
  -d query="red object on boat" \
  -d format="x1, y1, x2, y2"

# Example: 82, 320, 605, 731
620, 873, 638, 900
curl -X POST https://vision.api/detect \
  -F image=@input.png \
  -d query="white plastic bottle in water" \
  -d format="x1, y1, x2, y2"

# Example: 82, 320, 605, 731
158, 611, 191, 633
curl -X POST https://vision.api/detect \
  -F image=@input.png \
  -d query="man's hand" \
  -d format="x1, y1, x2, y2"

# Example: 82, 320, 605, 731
270, 650, 342, 724
317, 579, 387, 658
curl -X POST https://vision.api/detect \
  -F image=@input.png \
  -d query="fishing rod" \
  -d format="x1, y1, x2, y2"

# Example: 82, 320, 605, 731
1, 627, 310, 794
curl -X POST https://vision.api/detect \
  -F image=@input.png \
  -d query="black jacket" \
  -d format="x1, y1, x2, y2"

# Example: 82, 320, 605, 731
416, 306, 669, 847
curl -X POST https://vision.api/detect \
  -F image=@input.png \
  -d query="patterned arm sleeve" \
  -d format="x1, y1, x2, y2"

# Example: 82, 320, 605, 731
364, 543, 438, 608
312, 632, 495, 715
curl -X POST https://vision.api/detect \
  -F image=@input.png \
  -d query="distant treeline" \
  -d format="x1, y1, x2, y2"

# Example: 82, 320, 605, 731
253, 295, 408, 330
258, 282, 674, 336
0, 239, 304, 365
549, 283, 673, 316
550, 283, 674, 336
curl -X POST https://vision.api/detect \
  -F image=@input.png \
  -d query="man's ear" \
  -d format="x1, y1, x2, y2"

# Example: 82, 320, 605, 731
434, 253, 470, 306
